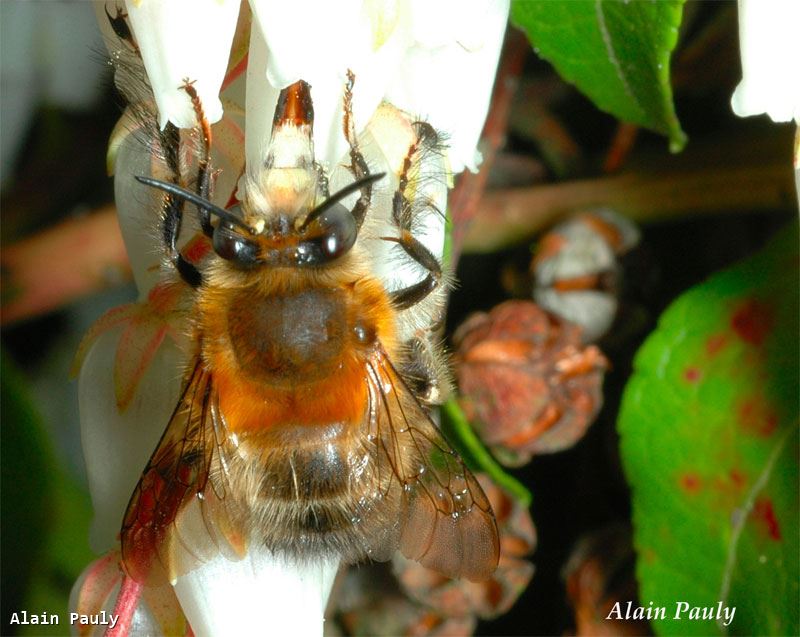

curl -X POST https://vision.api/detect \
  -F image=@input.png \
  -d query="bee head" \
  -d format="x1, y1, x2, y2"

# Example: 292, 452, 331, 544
135, 172, 385, 270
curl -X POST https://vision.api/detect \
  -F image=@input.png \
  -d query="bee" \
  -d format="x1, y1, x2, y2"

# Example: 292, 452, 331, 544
113, 62, 500, 584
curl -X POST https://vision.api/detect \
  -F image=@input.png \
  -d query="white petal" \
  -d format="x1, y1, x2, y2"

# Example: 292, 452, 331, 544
243, 18, 342, 174
78, 328, 185, 551
112, 131, 166, 296
248, 0, 409, 169
250, 0, 363, 89
247, 0, 508, 173
386, 0, 509, 173
248, 0, 362, 170
731, 0, 800, 123
124, 0, 241, 129
173, 547, 339, 637
70, 556, 179, 637
407, 0, 494, 51
533, 222, 617, 286
243, 16, 279, 177
534, 288, 618, 343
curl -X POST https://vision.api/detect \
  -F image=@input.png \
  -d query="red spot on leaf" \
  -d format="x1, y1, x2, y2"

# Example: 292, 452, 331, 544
710, 470, 748, 504
729, 469, 746, 490
731, 299, 773, 346
683, 366, 701, 383
765, 412, 778, 433
738, 398, 778, 437
705, 334, 727, 357
752, 498, 782, 541
679, 473, 702, 494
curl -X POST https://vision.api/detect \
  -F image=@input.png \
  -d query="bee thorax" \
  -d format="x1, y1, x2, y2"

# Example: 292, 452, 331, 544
227, 287, 347, 383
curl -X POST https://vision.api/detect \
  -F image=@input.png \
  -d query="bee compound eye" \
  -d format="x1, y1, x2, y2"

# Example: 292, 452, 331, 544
296, 203, 357, 267
212, 222, 260, 268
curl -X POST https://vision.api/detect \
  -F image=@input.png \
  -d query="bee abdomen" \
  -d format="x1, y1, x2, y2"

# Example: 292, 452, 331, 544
259, 444, 352, 500
255, 491, 402, 563
233, 429, 402, 563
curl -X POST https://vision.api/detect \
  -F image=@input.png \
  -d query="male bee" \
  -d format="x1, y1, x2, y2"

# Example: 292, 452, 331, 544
114, 65, 500, 584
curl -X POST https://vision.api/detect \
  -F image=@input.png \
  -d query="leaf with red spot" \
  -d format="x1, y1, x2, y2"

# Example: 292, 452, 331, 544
618, 224, 798, 636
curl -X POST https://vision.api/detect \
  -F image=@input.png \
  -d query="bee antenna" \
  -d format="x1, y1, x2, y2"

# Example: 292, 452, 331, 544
300, 172, 385, 231
134, 176, 252, 233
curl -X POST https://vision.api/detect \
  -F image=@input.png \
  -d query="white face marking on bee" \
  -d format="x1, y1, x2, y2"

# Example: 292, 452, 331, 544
242, 81, 321, 224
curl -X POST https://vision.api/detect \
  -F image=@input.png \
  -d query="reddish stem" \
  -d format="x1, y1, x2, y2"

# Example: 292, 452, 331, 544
1, 205, 131, 326
602, 122, 640, 173
105, 576, 143, 637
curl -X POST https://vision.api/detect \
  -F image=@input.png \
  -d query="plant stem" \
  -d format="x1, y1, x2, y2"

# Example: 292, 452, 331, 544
1, 205, 131, 326
441, 398, 532, 506
463, 158, 794, 254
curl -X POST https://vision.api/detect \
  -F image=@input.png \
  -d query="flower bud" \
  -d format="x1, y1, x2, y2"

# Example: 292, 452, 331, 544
454, 301, 608, 466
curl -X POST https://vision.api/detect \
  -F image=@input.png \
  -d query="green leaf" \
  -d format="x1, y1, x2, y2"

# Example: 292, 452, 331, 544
618, 225, 799, 636
441, 399, 532, 506
1, 354, 53, 628
1, 353, 94, 636
511, 0, 687, 151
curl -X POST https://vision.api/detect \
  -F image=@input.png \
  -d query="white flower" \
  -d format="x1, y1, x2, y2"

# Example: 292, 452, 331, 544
114, 0, 508, 173
250, 0, 509, 173
122, 0, 241, 129
731, 0, 800, 123
173, 546, 339, 637
384, 0, 510, 172
81, 2, 509, 635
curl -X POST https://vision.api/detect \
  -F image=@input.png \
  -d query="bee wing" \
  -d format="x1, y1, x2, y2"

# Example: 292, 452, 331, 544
121, 358, 246, 584
366, 350, 500, 582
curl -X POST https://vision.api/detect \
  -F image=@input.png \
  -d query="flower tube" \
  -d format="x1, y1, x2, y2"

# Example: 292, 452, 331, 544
731, 0, 800, 123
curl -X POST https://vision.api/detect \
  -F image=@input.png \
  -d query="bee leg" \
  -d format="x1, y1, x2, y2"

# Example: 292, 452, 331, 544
391, 121, 442, 229
157, 81, 218, 289
400, 335, 453, 407
315, 162, 330, 198
387, 120, 453, 403
384, 232, 443, 310
105, 3, 139, 52
342, 70, 373, 229
181, 80, 214, 239
384, 122, 446, 311
158, 123, 203, 288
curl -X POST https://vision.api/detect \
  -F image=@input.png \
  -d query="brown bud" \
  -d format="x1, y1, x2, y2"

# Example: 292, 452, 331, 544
563, 524, 650, 636
531, 210, 640, 342
337, 595, 476, 637
454, 301, 608, 465
328, 563, 476, 637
